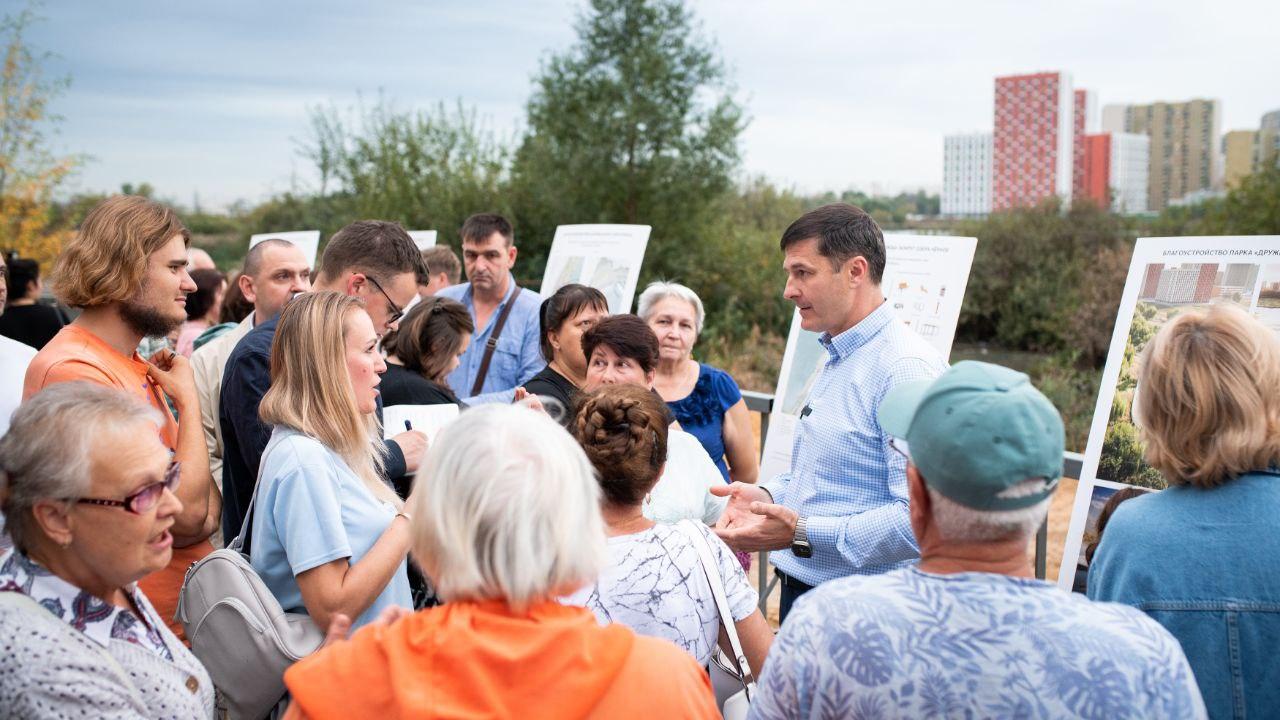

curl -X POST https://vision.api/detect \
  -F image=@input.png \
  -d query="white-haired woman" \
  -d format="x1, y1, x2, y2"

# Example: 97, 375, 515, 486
250, 291, 412, 632
0, 382, 214, 718
280, 404, 719, 720
638, 281, 758, 486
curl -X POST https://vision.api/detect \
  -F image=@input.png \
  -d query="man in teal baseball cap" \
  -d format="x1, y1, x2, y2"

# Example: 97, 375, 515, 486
749, 361, 1208, 719
877, 359, 1064, 516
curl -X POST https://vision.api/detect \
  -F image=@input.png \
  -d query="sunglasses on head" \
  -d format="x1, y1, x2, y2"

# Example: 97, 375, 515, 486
69, 461, 181, 515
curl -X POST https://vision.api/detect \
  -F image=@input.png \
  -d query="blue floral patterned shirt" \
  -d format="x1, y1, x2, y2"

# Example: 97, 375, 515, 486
0, 549, 173, 662
750, 566, 1206, 720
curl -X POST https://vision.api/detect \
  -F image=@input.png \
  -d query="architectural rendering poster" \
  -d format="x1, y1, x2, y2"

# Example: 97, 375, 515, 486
1058, 236, 1280, 589
539, 224, 652, 314
759, 235, 978, 483
248, 230, 321, 269
408, 230, 438, 250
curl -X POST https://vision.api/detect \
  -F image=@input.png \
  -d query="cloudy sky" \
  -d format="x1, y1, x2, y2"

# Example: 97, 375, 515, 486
27, 0, 1280, 209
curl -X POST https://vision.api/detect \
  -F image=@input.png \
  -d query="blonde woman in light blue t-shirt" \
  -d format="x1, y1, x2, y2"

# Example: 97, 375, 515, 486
250, 292, 412, 631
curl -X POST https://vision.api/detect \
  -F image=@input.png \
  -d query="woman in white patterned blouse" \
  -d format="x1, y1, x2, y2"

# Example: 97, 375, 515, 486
0, 382, 214, 719
566, 384, 773, 672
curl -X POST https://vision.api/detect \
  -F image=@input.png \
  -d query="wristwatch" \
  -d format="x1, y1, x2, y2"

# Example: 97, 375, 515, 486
791, 516, 813, 558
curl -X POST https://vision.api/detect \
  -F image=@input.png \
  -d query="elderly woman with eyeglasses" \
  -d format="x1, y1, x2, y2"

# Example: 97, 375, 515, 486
0, 382, 214, 719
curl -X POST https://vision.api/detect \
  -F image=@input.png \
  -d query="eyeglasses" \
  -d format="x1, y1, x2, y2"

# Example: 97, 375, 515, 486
890, 437, 911, 461
366, 275, 404, 326
71, 461, 181, 514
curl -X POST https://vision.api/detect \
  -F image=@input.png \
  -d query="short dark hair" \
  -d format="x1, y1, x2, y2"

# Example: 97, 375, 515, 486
218, 271, 254, 324
244, 237, 305, 278
389, 296, 475, 384
5, 257, 40, 301
539, 284, 609, 362
459, 213, 514, 247
780, 203, 886, 283
421, 245, 461, 285
186, 268, 225, 321
580, 314, 659, 375
573, 384, 669, 506
317, 220, 426, 285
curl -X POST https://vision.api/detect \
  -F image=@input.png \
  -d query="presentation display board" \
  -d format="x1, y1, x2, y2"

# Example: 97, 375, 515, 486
759, 235, 978, 483
248, 230, 321, 269
1058, 236, 1280, 589
539, 224, 651, 314
408, 230, 437, 250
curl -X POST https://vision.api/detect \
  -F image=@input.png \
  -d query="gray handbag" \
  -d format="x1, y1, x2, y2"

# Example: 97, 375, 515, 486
675, 520, 756, 720
176, 433, 324, 720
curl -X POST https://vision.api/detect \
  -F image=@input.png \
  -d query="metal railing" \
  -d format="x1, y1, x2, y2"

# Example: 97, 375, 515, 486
742, 389, 1084, 614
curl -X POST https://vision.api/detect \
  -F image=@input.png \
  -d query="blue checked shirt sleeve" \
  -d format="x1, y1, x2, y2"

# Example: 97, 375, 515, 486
803, 356, 942, 569
761, 470, 791, 505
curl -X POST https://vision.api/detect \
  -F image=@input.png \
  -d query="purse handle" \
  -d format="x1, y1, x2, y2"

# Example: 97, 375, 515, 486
675, 519, 756, 697
229, 430, 288, 554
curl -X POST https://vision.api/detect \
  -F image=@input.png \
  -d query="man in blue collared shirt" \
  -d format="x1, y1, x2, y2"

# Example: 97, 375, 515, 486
715, 203, 946, 620
437, 214, 543, 403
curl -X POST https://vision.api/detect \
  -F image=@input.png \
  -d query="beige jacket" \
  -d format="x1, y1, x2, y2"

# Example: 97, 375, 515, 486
190, 315, 254, 497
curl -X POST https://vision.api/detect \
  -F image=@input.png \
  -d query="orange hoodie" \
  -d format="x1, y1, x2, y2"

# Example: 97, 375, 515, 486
285, 599, 719, 720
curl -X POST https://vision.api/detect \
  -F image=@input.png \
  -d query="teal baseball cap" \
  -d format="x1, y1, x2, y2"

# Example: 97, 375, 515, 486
876, 361, 1064, 511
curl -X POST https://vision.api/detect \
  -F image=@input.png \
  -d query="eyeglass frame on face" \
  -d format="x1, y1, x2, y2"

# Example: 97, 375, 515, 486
365, 275, 404, 325
890, 436, 911, 462
67, 461, 182, 515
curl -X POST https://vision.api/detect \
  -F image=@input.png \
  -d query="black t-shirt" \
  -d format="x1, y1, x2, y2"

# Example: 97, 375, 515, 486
522, 364, 579, 427
380, 363, 463, 408
0, 302, 67, 350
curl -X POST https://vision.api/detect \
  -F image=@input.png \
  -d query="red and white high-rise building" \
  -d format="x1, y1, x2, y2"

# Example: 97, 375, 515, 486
992, 72, 1075, 211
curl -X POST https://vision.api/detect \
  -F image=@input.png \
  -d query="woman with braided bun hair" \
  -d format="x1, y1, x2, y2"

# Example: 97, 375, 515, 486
580, 314, 728, 525
566, 384, 773, 673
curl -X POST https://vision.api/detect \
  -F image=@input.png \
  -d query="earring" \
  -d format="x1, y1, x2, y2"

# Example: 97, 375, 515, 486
60, 538, 72, 549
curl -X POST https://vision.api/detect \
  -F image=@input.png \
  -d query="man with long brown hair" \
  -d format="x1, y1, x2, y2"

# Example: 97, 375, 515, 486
22, 194, 221, 640
219, 220, 428, 545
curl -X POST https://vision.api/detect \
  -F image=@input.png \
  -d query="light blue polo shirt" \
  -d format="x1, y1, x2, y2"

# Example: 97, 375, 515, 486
249, 427, 411, 630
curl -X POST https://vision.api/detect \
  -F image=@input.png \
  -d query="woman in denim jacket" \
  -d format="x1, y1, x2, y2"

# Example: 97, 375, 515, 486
1089, 304, 1280, 720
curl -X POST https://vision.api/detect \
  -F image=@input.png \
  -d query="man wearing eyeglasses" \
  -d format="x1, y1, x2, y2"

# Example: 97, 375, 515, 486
219, 220, 429, 545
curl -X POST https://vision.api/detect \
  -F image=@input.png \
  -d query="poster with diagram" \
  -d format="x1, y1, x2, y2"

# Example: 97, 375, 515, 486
539, 224, 651, 314
759, 234, 978, 483
1057, 236, 1280, 590
408, 230, 438, 250
249, 230, 321, 269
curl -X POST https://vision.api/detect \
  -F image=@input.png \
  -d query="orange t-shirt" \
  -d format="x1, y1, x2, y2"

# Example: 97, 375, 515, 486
24, 325, 213, 641
285, 599, 720, 720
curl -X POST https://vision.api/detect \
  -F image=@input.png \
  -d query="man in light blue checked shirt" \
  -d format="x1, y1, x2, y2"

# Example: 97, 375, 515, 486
714, 203, 945, 621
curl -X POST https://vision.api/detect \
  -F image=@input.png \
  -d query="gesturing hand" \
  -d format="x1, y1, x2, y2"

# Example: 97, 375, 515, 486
710, 483, 799, 553
710, 482, 772, 530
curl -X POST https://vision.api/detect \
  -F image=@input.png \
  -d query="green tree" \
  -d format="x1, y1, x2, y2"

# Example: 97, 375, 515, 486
298, 99, 512, 254
510, 0, 746, 281
0, 3, 82, 267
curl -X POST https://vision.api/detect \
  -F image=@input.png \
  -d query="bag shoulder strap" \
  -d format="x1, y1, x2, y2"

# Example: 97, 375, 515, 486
0, 591, 139, 695
674, 520, 756, 695
230, 430, 290, 553
470, 286, 522, 397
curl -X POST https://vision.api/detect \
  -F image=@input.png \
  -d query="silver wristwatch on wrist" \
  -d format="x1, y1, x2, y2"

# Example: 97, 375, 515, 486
791, 515, 813, 558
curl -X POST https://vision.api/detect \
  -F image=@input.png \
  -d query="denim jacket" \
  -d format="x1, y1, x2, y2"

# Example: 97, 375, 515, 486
1088, 470, 1280, 720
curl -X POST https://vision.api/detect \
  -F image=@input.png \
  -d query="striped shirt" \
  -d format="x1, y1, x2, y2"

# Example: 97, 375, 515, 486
763, 301, 945, 586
